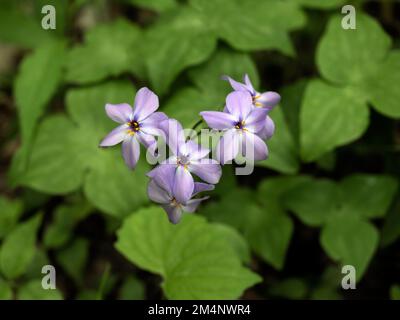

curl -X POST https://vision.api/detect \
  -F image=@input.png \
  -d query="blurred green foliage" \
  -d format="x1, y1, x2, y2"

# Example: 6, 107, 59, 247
0, 0, 399, 300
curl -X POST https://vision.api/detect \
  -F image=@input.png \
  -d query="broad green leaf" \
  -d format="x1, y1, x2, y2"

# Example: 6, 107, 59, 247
10, 40, 66, 180
340, 174, 398, 219
269, 278, 308, 299
17, 280, 63, 300
0, 197, 23, 239
257, 107, 299, 174
44, 201, 92, 249
391, 285, 400, 300
116, 206, 261, 299
295, 0, 345, 9
320, 216, 378, 281
143, 7, 216, 95
283, 179, 341, 226
66, 19, 143, 84
56, 238, 89, 286
300, 79, 369, 162
0, 4, 54, 48
127, 0, 177, 12
190, 0, 305, 55
25, 250, 50, 280
22, 81, 150, 218
368, 51, 400, 118
0, 214, 42, 279
119, 276, 145, 300
381, 200, 400, 247
317, 14, 391, 86
0, 277, 12, 300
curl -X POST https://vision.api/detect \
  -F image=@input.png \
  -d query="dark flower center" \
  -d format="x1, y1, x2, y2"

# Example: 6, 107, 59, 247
234, 120, 245, 130
177, 155, 190, 166
128, 120, 140, 132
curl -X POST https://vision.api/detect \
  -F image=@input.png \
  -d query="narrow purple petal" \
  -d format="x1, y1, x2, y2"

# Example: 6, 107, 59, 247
132, 87, 159, 122
222, 75, 248, 92
243, 74, 256, 95
147, 164, 176, 195
147, 180, 170, 204
216, 129, 240, 164
159, 119, 185, 155
244, 108, 269, 133
242, 132, 268, 161
189, 159, 222, 184
122, 135, 140, 169
173, 166, 194, 204
182, 197, 209, 213
161, 204, 183, 224
193, 182, 215, 196
141, 112, 168, 128
99, 124, 129, 147
200, 111, 237, 130
255, 91, 281, 110
185, 141, 210, 160
225, 91, 253, 120
105, 103, 132, 123
258, 115, 275, 140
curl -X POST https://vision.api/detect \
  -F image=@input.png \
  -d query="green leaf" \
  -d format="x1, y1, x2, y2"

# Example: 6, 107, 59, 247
56, 238, 89, 285
0, 214, 42, 279
21, 81, 150, 218
17, 280, 63, 300
320, 216, 378, 281
368, 51, 400, 118
283, 179, 341, 226
269, 278, 308, 299
300, 79, 369, 162
257, 107, 299, 174
381, 200, 400, 247
66, 19, 143, 84
190, 0, 305, 55
340, 174, 398, 219
119, 276, 145, 300
116, 206, 261, 299
0, 277, 12, 300
143, 7, 216, 95
317, 14, 391, 86
0, 197, 23, 239
390, 285, 400, 300
127, 0, 177, 12
44, 201, 92, 249
295, 0, 345, 9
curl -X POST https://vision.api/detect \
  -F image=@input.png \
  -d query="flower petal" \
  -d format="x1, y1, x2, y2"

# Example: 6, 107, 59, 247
200, 111, 237, 130
147, 164, 176, 195
225, 91, 253, 120
216, 129, 240, 164
258, 115, 275, 140
244, 108, 269, 133
161, 204, 183, 224
222, 75, 249, 92
182, 197, 209, 213
243, 74, 256, 95
132, 87, 159, 122
105, 103, 132, 123
141, 112, 168, 129
193, 182, 215, 196
122, 135, 140, 169
159, 119, 186, 156
242, 131, 268, 161
189, 159, 222, 184
147, 179, 170, 204
185, 140, 210, 160
173, 165, 194, 204
255, 91, 281, 110
99, 124, 129, 147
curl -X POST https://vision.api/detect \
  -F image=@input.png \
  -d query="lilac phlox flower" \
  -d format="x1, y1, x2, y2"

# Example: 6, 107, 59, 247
148, 119, 222, 204
223, 74, 280, 140
99, 87, 167, 169
200, 91, 269, 164
148, 165, 214, 224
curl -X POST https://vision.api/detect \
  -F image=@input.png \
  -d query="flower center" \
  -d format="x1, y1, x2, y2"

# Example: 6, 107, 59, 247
128, 120, 140, 134
252, 94, 262, 107
177, 155, 190, 167
171, 198, 181, 207
234, 120, 245, 130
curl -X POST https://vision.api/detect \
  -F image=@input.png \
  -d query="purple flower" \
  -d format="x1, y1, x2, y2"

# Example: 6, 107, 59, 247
148, 119, 222, 204
223, 74, 280, 140
148, 165, 214, 224
200, 91, 269, 164
99, 87, 167, 169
